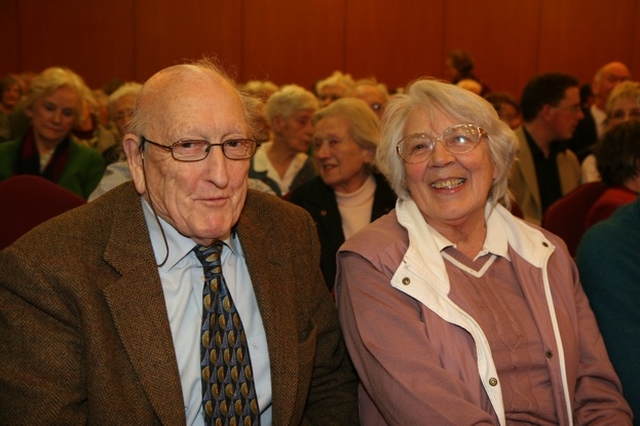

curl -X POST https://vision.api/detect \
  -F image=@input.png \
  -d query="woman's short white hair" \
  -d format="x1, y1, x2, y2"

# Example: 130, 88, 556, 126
264, 84, 319, 124
377, 78, 517, 207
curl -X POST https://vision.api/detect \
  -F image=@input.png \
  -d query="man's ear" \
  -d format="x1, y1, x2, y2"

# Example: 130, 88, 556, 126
123, 134, 146, 195
540, 104, 555, 121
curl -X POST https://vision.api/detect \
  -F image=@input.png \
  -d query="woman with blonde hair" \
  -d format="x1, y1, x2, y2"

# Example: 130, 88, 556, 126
0, 67, 104, 199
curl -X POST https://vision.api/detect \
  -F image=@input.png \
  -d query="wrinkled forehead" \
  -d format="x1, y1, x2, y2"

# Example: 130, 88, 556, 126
141, 68, 247, 136
402, 106, 455, 136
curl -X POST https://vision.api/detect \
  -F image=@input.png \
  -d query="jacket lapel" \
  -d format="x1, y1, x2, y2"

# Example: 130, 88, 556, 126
237, 191, 300, 425
101, 185, 185, 425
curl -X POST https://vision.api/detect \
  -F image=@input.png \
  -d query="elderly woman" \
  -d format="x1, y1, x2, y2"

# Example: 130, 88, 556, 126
0, 67, 105, 199
249, 84, 319, 198
336, 79, 632, 425
582, 80, 640, 183
289, 98, 396, 291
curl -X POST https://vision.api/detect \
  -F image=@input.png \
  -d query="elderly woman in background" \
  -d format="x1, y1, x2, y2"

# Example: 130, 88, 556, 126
290, 98, 396, 291
582, 80, 640, 183
249, 84, 319, 198
336, 78, 631, 425
0, 67, 105, 199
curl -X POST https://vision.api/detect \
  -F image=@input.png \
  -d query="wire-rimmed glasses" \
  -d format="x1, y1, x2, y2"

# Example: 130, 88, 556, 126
141, 136, 260, 162
396, 123, 487, 164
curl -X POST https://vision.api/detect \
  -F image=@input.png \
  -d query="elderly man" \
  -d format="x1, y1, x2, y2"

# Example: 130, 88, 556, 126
509, 72, 583, 225
569, 61, 631, 159
0, 59, 358, 425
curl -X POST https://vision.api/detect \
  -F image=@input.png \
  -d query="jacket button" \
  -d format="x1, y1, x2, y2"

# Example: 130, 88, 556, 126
320, 210, 327, 216
545, 350, 553, 358
489, 377, 498, 386
402, 277, 410, 285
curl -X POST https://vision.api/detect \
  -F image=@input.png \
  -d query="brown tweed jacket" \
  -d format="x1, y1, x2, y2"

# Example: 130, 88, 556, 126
0, 182, 358, 425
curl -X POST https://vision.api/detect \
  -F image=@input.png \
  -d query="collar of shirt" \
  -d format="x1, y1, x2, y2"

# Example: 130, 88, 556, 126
141, 197, 240, 270
428, 203, 511, 262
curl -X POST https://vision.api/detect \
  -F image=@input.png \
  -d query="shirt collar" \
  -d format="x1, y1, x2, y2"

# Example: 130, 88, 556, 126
141, 198, 241, 270
427, 203, 511, 261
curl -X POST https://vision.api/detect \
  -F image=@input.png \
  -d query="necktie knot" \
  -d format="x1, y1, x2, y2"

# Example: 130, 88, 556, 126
193, 241, 224, 269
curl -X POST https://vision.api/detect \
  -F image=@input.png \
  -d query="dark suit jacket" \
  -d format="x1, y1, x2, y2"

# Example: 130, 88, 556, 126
568, 107, 598, 162
289, 173, 397, 291
0, 182, 358, 425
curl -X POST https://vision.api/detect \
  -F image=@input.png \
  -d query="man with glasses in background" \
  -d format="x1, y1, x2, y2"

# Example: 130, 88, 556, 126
0, 58, 358, 425
508, 72, 584, 225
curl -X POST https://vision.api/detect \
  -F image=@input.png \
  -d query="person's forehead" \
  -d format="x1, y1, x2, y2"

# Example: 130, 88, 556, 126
603, 64, 631, 78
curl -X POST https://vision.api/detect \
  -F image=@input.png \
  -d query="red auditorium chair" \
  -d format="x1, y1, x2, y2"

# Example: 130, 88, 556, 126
0, 175, 86, 250
541, 181, 607, 257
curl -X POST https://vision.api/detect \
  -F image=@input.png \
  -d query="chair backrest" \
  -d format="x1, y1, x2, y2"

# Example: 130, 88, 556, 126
541, 181, 607, 257
0, 175, 86, 250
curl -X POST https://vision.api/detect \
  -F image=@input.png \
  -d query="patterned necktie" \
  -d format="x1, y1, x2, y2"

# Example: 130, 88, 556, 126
193, 242, 260, 425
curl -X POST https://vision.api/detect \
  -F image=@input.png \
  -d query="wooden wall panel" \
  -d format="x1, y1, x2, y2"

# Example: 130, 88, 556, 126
0, 0, 638, 95
133, 0, 242, 84
242, 0, 346, 89
15, 0, 135, 89
538, 0, 638, 84
0, 0, 20, 76
443, 0, 541, 97
633, 2, 640, 75
345, 0, 445, 91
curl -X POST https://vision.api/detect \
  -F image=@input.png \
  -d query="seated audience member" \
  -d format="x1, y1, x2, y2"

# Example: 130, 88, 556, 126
569, 61, 631, 160
336, 78, 631, 425
445, 49, 490, 95
349, 78, 390, 119
456, 78, 483, 95
584, 120, 640, 228
315, 71, 355, 107
0, 67, 105, 199
101, 81, 143, 163
509, 73, 583, 225
249, 84, 319, 198
0, 75, 23, 141
582, 80, 640, 182
242, 79, 279, 103
289, 98, 396, 291
576, 197, 640, 426
484, 91, 523, 130
0, 58, 358, 425
72, 86, 118, 157
93, 89, 110, 127
580, 83, 594, 110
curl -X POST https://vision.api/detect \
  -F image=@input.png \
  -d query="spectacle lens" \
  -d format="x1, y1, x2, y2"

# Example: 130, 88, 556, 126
396, 124, 485, 164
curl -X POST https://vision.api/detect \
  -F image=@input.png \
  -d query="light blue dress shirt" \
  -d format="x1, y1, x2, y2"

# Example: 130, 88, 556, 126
142, 199, 272, 425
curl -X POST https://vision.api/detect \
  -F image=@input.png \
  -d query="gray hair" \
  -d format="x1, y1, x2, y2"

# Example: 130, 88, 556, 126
21, 67, 87, 126
313, 97, 380, 173
264, 84, 319, 124
377, 78, 517, 207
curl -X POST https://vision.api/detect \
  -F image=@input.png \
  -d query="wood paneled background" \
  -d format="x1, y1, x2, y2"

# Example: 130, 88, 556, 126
1, 0, 639, 98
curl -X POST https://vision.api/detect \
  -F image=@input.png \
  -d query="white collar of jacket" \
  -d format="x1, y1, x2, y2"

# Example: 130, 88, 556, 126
391, 198, 558, 426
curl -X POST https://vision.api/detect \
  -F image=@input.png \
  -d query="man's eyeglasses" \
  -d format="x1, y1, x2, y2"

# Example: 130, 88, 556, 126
396, 123, 487, 164
140, 136, 260, 162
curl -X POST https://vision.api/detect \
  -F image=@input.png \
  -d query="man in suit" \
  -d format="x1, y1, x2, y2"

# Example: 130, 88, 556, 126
569, 61, 631, 160
509, 73, 583, 225
0, 59, 358, 425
